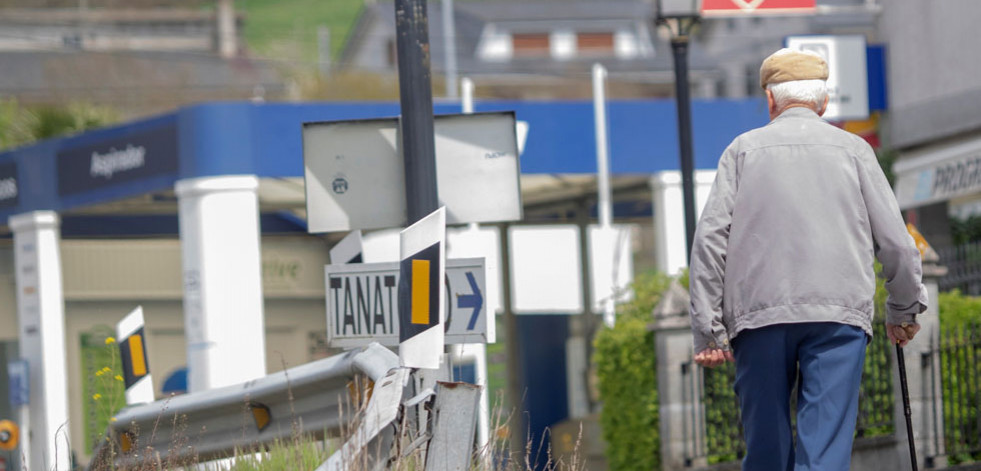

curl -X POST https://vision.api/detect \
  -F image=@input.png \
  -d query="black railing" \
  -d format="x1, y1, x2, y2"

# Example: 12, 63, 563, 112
681, 323, 895, 466
938, 242, 981, 294
939, 324, 981, 464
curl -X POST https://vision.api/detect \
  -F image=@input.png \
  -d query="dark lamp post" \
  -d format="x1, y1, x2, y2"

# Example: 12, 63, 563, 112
656, 0, 702, 264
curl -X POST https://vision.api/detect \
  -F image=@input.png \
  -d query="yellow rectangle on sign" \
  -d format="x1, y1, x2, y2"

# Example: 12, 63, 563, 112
411, 259, 430, 325
129, 335, 147, 376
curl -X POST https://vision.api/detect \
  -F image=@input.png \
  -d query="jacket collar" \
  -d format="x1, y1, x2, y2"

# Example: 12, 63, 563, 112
772, 106, 821, 122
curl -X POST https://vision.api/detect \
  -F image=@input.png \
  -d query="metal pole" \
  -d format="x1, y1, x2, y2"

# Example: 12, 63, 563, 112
896, 345, 919, 471
441, 0, 459, 99
577, 199, 596, 416
592, 63, 616, 328
395, 0, 440, 224
670, 34, 698, 263
216, 0, 236, 59
317, 25, 331, 76
461, 76, 491, 460
500, 223, 526, 458
592, 63, 613, 231
462, 77, 474, 113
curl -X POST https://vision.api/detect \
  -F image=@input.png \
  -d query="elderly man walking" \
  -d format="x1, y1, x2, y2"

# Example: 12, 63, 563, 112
688, 48, 929, 470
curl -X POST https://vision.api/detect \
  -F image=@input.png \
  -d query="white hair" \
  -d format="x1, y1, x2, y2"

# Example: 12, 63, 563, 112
767, 79, 829, 111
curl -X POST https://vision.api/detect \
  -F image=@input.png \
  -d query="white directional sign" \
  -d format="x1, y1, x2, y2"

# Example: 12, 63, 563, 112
303, 112, 522, 233
325, 258, 488, 348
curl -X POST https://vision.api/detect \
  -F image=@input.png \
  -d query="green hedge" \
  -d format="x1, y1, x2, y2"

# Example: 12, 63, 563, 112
593, 272, 672, 471
937, 290, 981, 464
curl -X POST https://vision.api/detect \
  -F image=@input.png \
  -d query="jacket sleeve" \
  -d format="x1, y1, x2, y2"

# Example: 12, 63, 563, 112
689, 145, 737, 353
855, 142, 929, 324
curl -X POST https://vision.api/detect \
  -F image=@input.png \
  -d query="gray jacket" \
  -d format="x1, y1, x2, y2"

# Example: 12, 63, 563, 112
689, 107, 928, 353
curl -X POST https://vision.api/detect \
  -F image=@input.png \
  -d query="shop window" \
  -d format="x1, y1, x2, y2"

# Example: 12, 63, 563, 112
577, 32, 615, 55
512, 33, 550, 57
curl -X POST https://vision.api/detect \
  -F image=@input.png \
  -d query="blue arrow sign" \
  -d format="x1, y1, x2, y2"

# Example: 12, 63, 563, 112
458, 271, 484, 331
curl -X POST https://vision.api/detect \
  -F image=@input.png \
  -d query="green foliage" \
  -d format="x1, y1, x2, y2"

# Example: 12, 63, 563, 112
875, 148, 898, 187
228, 437, 329, 471
937, 290, 981, 464
950, 216, 981, 246
594, 271, 671, 471
702, 364, 742, 464
939, 290, 981, 327
0, 99, 118, 151
235, 0, 364, 65
80, 328, 127, 453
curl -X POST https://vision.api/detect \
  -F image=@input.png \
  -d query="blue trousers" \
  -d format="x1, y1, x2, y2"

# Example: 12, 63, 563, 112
731, 322, 868, 471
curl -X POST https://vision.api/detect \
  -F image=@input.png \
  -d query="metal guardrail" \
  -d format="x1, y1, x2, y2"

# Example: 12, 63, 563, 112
88, 342, 402, 470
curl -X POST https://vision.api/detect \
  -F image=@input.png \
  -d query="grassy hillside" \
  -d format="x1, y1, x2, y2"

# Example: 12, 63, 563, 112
236, 0, 364, 66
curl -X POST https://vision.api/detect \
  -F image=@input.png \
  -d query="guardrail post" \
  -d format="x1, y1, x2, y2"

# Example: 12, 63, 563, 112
425, 381, 481, 470
892, 259, 948, 469
651, 280, 706, 470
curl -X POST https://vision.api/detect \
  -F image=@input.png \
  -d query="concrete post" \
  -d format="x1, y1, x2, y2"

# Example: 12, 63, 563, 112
9, 211, 71, 471
175, 175, 266, 392
652, 280, 706, 470
892, 259, 947, 469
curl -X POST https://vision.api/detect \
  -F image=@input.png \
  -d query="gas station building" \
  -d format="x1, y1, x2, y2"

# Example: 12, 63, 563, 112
0, 99, 766, 467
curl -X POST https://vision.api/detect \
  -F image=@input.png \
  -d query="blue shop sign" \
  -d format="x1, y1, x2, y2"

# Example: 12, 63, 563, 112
56, 122, 179, 196
0, 161, 17, 210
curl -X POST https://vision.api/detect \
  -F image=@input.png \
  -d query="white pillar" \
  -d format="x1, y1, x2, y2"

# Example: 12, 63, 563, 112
9, 211, 71, 471
176, 175, 266, 392
650, 171, 716, 275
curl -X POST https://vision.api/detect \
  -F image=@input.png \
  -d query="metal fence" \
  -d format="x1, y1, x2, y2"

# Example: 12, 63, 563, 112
680, 322, 895, 466
937, 324, 981, 465
938, 242, 981, 295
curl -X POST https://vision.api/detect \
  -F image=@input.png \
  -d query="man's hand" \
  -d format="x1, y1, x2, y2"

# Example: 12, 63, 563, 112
886, 321, 920, 348
694, 348, 735, 368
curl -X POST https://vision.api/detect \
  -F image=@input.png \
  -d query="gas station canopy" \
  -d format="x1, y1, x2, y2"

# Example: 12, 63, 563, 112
0, 99, 768, 234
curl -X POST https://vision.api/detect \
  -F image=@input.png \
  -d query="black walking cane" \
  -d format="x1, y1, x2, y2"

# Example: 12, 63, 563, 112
895, 344, 918, 471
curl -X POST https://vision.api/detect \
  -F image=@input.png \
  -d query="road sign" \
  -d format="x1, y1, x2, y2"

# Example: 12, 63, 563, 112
330, 230, 364, 264
399, 208, 445, 369
325, 258, 488, 348
701, 0, 815, 16
786, 35, 869, 121
303, 112, 522, 233
117, 306, 153, 405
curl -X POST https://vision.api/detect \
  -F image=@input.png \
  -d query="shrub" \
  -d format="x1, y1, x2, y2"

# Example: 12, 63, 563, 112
594, 271, 672, 471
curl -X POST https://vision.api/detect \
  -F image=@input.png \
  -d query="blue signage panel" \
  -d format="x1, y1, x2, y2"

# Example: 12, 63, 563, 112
8, 359, 29, 407
0, 161, 17, 210
56, 122, 179, 196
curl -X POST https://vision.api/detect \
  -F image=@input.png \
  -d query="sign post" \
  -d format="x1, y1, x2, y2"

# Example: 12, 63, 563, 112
398, 208, 446, 369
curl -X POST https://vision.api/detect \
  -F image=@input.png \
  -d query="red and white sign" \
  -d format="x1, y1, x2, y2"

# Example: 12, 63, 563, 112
702, 0, 816, 16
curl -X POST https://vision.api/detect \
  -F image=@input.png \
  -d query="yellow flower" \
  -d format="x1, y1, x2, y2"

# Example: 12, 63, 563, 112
115, 375, 123, 382
95, 370, 104, 377
92, 393, 102, 401
102, 367, 111, 373
110, 417, 118, 423
105, 337, 116, 345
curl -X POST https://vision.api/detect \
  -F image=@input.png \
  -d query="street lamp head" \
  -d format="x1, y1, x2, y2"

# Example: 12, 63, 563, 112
656, 0, 703, 20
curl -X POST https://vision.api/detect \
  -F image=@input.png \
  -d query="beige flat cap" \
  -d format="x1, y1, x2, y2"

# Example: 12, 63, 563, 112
760, 48, 829, 90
